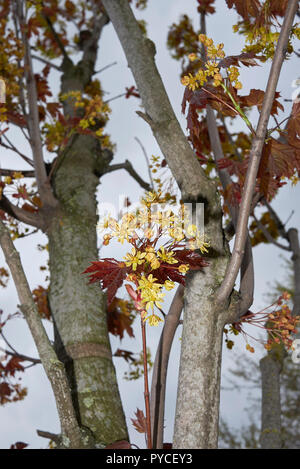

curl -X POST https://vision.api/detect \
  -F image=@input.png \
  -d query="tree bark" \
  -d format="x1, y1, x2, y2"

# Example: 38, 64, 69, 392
260, 349, 284, 448
44, 17, 128, 446
102, 0, 232, 448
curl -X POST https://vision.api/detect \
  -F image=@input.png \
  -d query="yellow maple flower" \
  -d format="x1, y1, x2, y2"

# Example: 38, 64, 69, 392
157, 246, 178, 264
123, 247, 146, 270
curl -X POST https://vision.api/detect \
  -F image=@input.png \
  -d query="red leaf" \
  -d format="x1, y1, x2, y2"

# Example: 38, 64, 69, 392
10, 442, 28, 450
83, 259, 128, 305
107, 298, 135, 339
225, 0, 261, 22
239, 89, 283, 116
125, 86, 140, 99
219, 52, 261, 68
131, 408, 147, 434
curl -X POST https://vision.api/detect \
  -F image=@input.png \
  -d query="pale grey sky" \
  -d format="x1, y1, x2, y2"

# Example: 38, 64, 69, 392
0, 0, 299, 449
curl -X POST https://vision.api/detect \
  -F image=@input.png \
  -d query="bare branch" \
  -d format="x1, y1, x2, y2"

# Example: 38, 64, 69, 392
31, 54, 61, 71
216, 0, 299, 304
253, 213, 291, 251
287, 228, 300, 316
17, 1, 57, 208
2, 135, 34, 167
42, 15, 70, 63
93, 61, 117, 75
0, 168, 35, 178
150, 285, 184, 449
101, 0, 216, 204
0, 218, 82, 447
206, 106, 254, 316
36, 430, 60, 444
1, 348, 41, 365
0, 194, 45, 229
103, 160, 152, 191
135, 137, 154, 190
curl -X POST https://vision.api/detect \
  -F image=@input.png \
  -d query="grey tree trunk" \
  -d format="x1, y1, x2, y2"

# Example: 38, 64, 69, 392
47, 132, 128, 446
260, 349, 284, 448
44, 43, 128, 445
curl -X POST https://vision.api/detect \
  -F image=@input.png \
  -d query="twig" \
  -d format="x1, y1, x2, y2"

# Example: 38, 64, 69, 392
42, 15, 70, 63
17, 1, 57, 208
37, 430, 60, 444
104, 92, 126, 104
2, 136, 34, 167
103, 160, 152, 191
93, 61, 117, 75
150, 285, 184, 449
0, 194, 44, 229
1, 348, 41, 365
253, 213, 291, 251
31, 54, 61, 71
0, 168, 35, 178
141, 317, 152, 449
0, 218, 82, 447
134, 137, 154, 190
216, 0, 299, 304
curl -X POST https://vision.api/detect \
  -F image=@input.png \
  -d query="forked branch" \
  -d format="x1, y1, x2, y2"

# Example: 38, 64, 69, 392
216, 0, 299, 304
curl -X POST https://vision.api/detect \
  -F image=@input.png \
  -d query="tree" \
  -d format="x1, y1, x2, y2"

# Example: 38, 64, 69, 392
0, 0, 299, 449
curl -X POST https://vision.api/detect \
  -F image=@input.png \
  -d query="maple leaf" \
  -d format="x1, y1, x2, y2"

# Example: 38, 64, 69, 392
225, 0, 261, 22
32, 286, 51, 320
125, 86, 140, 99
197, 0, 216, 15
173, 249, 209, 269
5, 356, 25, 376
219, 52, 261, 69
113, 348, 136, 363
239, 89, 284, 116
107, 298, 135, 340
10, 442, 28, 450
83, 259, 128, 305
287, 101, 300, 142
131, 408, 147, 434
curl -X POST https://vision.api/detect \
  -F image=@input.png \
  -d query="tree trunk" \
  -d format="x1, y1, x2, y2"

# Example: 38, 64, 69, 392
47, 132, 128, 446
260, 349, 284, 448
173, 256, 230, 448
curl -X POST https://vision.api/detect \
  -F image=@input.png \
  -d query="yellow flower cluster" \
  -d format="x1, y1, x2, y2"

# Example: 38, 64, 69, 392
181, 34, 242, 90
97, 185, 210, 325
44, 90, 112, 151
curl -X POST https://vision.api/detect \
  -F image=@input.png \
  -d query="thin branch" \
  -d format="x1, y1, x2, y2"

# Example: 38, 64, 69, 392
287, 228, 300, 317
103, 160, 152, 191
216, 0, 299, 304
17, 1, 57, 208
206, 105, 254, 316
31, 54, 61, 71
2, 136, 34, 167
42, 15, 70, 63
104, 92, 126, 104
0, 218, 82, 447
150, 285, 184, 449
253, 213, 291, 251
263, 198, 289, 239
93, 61, 117, 75
135, 137, 154, 189
0, 168, 35, 178
36, 430, 60, 444
141, 317, 152, 449
1, 348, 41, 365
0, 331, 41, 364
0, 194, 45, 229
101, 0, 215, 204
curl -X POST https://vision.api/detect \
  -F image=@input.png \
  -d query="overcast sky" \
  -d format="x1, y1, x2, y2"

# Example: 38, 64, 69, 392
0, 0, 299, 449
